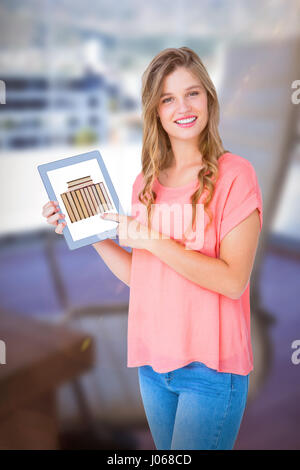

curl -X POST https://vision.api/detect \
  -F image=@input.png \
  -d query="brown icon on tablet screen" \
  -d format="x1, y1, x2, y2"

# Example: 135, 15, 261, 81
61, 176, 113, 223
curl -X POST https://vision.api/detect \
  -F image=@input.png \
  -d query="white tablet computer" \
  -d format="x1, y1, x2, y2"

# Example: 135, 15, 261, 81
38, 149, 124, 250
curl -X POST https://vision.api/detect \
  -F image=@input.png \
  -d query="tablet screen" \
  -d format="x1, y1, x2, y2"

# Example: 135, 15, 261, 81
38, 150, 124, 250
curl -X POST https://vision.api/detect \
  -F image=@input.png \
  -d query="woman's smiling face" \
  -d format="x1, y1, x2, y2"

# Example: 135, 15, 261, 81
157, 66, 208, 143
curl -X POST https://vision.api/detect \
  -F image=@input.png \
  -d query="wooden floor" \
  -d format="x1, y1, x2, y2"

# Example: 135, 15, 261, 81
0, 233, 299, 450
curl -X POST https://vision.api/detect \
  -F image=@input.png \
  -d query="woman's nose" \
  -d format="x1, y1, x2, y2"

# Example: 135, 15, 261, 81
176, 97, 191, 113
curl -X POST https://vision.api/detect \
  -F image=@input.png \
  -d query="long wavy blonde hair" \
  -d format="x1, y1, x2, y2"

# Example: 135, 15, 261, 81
138, 46, 226, 242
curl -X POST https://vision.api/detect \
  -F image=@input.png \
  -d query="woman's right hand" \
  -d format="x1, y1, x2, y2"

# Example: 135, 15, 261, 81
42, 200, 66, 235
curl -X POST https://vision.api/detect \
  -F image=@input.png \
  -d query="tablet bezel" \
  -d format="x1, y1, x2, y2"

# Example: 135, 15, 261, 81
38, 149, 124, 250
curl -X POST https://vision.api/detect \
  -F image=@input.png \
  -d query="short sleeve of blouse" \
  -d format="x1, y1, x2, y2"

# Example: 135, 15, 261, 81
220, 161, 263, 243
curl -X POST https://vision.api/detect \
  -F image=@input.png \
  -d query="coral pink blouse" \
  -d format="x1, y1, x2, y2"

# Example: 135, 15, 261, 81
127, 152, 263, 375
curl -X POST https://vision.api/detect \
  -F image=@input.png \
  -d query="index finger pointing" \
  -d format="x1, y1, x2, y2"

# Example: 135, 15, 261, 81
100, 212, 120, 222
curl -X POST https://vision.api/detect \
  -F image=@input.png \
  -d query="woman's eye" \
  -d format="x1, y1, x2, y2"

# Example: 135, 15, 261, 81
162, 97, 172, 103
162, 91, 199, 104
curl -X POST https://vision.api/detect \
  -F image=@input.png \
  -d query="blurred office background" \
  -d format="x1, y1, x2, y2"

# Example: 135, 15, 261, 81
0, 0, 299, 450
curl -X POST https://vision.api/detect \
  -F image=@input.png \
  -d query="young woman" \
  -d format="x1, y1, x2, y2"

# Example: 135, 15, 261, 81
42, 47, 263, 450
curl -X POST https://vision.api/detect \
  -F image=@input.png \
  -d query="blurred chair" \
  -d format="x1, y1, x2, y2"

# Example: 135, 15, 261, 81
218, 36, 300, 399
0, 308, 95, 450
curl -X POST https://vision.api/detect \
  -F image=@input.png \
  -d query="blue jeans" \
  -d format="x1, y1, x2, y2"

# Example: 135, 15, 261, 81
138, 361, 249, 450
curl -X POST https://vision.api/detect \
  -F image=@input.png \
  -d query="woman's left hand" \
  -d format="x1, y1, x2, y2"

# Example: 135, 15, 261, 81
100, 212, 162, 250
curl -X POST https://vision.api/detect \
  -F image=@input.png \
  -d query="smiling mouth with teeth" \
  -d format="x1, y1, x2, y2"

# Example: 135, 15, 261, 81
174, 116, 197, 126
